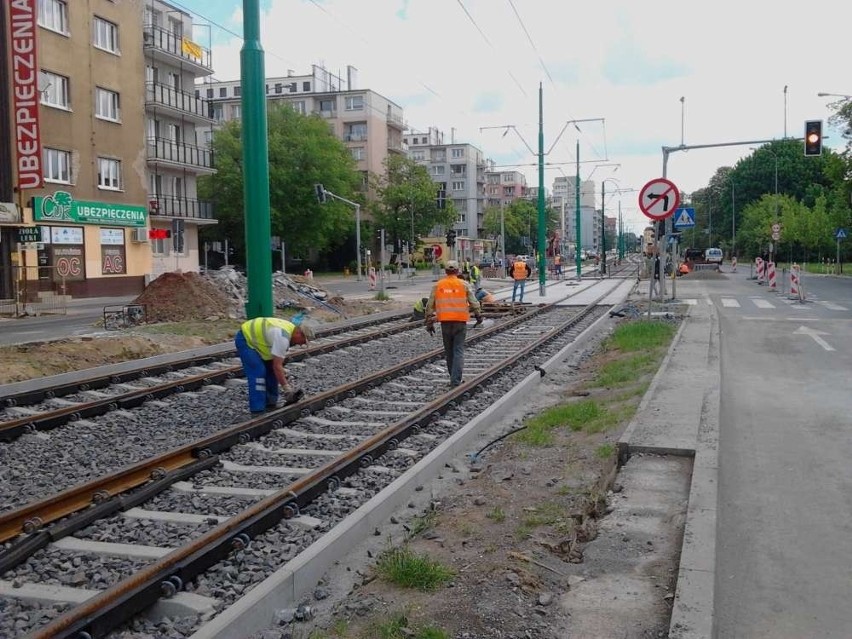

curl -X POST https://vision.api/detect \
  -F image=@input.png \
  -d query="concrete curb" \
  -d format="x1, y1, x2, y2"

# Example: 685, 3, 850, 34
188, 307, 616, 639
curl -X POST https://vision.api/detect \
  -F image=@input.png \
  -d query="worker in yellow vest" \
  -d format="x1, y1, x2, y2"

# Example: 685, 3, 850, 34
425, 260, 483, 388
235, 317, 315, 414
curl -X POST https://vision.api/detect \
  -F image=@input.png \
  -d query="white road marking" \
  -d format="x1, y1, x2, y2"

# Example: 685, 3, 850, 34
818, 301, 848, 311
751, 299, 775, 309
794, 325, 835, 351
721, 298, 740, 308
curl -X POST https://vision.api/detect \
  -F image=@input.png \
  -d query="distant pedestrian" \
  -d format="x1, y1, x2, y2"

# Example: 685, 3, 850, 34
235, 317, 314, 414
511, 257, 531, 303
425, 260, 483, 388
554, 254, 563, 279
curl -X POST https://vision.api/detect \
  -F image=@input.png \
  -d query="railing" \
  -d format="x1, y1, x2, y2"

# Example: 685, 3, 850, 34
143, 24, 212, 72
145, 82, 211, 121
0, 266, 68, 317
148, 196, 214, 220
344, 133, 367, 142
147, 137, 214, 171
312, 109, 337, 118
387, 112, 405, 128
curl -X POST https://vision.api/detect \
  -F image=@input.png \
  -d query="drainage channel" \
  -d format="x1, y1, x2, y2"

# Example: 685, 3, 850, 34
3, 296, 612, 639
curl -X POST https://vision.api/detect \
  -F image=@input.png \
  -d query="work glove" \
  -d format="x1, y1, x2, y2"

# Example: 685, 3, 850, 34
474, 315, 484, 327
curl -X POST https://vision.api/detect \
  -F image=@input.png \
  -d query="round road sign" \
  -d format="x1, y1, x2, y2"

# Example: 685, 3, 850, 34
638, 178, 681, 221
432, 244, 443, 258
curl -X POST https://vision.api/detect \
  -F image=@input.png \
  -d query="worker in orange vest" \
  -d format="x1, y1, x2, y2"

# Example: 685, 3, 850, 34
425, 260, 483, 388
511, 257, 532, 303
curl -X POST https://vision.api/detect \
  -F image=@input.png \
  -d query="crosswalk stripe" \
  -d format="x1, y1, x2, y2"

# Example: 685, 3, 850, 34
683, 299, 697, 305
818, 301, 848, 311
721, 298, 740, 308
752, 299, 775, 309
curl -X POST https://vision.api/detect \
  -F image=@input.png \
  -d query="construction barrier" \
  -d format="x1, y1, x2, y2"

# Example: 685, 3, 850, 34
368, 267, 376, 290
303, 269, 313, 280
767, 261, 776, 291
731, 256, 737, 272
789, 264, 800, 300
755, 257, 765, 284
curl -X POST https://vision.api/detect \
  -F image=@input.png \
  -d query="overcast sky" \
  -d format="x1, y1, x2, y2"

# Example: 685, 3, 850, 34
173, 0, 850, 235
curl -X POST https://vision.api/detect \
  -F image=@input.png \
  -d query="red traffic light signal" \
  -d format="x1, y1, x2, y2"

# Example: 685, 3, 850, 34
804, 120, 823, 156
148, 228, 171, 240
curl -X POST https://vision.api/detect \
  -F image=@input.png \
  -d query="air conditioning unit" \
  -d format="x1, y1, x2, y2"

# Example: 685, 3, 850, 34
132, 227, 149, 243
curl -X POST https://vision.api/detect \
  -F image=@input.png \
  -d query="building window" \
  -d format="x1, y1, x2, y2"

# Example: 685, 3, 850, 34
431, 166, 445, 176
92, 16, 119, 53
421, 137, 427, 144
97, 157, 121, 190
451, 148, 464, 158
452, 181, 464, 191
345, 95, 364, 111
351, 147, 365, 161
502, 174, 513, 183
230, 104, 241, 119
95, 87, 120, 121
40, 71, 70, 109
319, 98, 335, 113
219, 87, 227, 97
234, 85, 241, 97
345, 123, 367, 141
290, 100, 306, 114
275, 83, 282, 94
451, 165, 466, 176
303, 81, 310, 91
206, 88, 213, 98
38, 0, 68, 34
411, 150, 425, 161
44, 148, 71, 183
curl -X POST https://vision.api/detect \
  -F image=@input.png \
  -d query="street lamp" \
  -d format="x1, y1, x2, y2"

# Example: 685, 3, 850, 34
817, 92, 852, 100
750, 146, 780, 262
600, 177, 621, 275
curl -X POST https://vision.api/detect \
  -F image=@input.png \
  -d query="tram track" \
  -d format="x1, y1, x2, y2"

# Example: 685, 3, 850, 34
0, 279, 630, 639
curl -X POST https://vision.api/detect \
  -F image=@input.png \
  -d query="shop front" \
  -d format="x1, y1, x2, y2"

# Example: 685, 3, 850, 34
26, 191, 152, 297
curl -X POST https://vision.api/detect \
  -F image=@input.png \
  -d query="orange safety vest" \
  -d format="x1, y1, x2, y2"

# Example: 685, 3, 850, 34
434, 276, 471, 322
512, 261, 528, 280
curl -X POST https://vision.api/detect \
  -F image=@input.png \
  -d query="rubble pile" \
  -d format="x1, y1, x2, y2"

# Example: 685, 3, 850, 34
132, 272, 239, 323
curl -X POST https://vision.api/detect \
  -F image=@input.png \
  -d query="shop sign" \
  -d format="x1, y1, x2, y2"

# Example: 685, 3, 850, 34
10, 0, 42, 190
0, 202, 22, 224
51, 226, 84, 245
100, 228, 125, 245
33, 191, 147, 227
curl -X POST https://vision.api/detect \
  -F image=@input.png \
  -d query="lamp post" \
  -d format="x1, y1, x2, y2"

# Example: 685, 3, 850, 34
817, 92, 852, 100
751, 146, 779, 262
600, 177, 620, 275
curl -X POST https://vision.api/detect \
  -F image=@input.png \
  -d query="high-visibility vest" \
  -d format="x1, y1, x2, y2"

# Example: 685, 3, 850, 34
434, 276, 470, 322
240, 317, 296, 360
512, 261, 527, 280
471, 265, 480, 279
554, 255, 561, 265
413, 298, 426, 313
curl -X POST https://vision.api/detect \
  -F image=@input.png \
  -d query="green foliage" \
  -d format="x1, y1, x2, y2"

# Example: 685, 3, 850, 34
592, 353, 657, 387
596, 443, 616, 459
198, 106, 362, 264
605, 320, 676, 352
375, 546, 454, 591
481, 199, 558, 255
486, 506, 506, 523
362, 612, 449, 639
368, 155, 456, 252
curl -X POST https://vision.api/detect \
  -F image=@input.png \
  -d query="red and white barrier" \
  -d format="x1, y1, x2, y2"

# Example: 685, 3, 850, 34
731, 256, 738, 272
368, 267, 377, 290
767, 261, 776, 290
755, 257, 765, 283
789, 264, 799, 300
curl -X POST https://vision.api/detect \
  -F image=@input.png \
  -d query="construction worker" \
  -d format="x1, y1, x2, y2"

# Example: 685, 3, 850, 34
475, 286, 496, 303
511, 257, 531, 303
234, 317, 315, 415
425, 260, 483, 388
554, 254, 563, 279
411, 297, 429, 321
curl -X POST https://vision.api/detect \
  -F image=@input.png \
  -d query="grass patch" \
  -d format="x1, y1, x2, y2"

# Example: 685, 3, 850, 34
375, 546, 454, 591
406, 511, 437, 538
596, 443, 615, 459
136, 318, 241, 342
486, 506, 506, 523
374, 291, 391, 301
592, 353, 658, 388
359, 612, 449, 639
516, 502, 573, 539
515, 399, 617, 444
605, 320, 675, 352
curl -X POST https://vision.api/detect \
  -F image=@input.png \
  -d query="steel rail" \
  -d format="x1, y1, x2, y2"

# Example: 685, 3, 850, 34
28, 291, 611, 639
0, 317, 419, 442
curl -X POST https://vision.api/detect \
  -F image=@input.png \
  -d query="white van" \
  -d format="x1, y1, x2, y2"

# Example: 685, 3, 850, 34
705, 248, 723, 264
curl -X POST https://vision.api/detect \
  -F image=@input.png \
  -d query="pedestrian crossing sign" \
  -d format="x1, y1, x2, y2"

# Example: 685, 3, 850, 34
673, 207, 695, 229
836, 228, 847, 239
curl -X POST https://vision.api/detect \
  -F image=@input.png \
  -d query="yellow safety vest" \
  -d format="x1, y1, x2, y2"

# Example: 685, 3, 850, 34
240, 317, 296, 360
434, 276, 470, 322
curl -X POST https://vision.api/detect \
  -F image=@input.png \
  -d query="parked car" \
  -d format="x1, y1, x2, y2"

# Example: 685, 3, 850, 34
705, 248, 723, 264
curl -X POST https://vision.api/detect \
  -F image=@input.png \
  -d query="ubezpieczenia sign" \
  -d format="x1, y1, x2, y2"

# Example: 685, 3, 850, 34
33, 191, 147, 227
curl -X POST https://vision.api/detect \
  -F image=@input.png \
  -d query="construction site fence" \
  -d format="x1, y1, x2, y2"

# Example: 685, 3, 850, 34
0, 265, 69, 318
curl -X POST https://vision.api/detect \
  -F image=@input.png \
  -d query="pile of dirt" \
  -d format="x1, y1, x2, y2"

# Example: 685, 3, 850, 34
133, 272, 238, 323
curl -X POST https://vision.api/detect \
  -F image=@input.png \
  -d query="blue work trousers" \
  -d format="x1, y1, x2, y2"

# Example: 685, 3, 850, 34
235, 331, 279, 413
512, 279, 526, 303
441, 321, 467, 387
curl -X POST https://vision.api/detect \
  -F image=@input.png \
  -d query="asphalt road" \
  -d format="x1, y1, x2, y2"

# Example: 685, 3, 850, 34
709, 270, 852, 637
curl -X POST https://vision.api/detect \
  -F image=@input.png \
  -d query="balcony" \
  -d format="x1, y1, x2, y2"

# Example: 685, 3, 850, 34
387, 112, 406, 130
146, 137, 215, 173
344, 133, 367, 142
388, 139, 407, 153
148, 196, 214, 220
312, 109, 337, 118
145, 82, 212, 124
143, 24, 213, 76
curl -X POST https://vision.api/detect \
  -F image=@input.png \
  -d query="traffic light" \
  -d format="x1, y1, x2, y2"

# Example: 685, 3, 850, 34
314, 183, 326, 203
804, 120, 823, 156
446, 229, 456, 247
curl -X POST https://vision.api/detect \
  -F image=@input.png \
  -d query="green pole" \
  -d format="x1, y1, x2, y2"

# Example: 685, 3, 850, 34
575, 141, 581, 278
537, 83, 546, 295
241, 0, 273, 319
600, 181, 606, 274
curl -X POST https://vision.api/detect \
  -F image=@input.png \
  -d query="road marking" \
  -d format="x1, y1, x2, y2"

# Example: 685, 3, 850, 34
794, 325, 835, 351
720, 298, 740, 308
751, 299, 775, 309
683, 299, 697, 305
818, 301, 848, 311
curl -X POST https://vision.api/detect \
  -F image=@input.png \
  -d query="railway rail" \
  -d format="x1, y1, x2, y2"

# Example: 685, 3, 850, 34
0, 274, 633, 638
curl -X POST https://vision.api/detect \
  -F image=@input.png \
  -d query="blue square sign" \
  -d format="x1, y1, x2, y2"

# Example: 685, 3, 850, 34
673, 208, 695, 229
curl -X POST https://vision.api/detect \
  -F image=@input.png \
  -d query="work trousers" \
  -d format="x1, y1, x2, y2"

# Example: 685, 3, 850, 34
512, 278, 526, 303
440, 321, 468, 387
235, 331, 279, 413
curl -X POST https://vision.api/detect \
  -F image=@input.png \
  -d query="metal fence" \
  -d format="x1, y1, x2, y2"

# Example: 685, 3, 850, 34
0, 266, 69, 317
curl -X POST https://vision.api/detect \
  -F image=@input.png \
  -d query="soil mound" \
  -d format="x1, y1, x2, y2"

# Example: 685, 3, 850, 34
133, 272, 237, 323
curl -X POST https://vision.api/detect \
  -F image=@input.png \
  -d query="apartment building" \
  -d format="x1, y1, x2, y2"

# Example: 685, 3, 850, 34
405, 128, 488, 240
144, 0, 216, 278
0, 0, 214, 300
552, 175, 598, 253
485, 170, 528, 210
202, 65, 406, 193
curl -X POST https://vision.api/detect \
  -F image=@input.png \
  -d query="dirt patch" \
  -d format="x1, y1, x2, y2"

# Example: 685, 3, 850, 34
133, 272, 235, 323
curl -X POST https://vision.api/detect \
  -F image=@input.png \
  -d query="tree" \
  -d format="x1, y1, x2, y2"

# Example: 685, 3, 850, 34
481, 199, 556, 255
368, 155, 455, 254
198, 105, 362, 264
